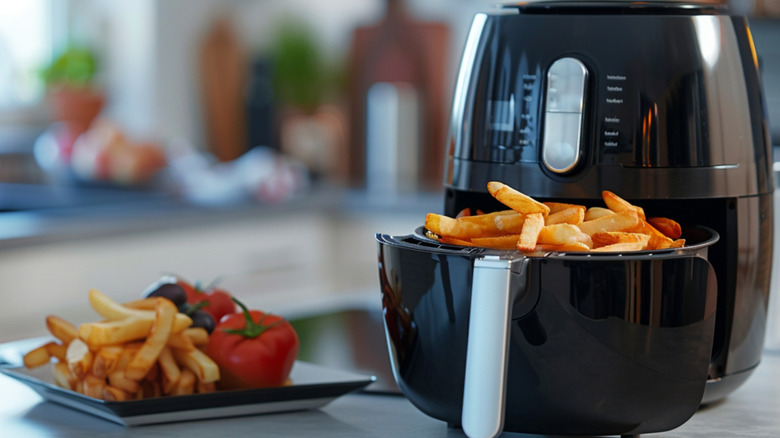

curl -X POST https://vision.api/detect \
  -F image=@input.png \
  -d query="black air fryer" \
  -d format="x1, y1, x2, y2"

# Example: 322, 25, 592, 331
376, 1, 773, 437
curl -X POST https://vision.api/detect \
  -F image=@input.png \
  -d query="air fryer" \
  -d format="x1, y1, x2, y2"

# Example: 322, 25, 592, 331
376, 0, 774, 436
444, 0, 773, 404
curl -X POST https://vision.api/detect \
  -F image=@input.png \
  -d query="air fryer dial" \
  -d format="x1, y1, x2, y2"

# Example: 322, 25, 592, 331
542, 57, 589, 173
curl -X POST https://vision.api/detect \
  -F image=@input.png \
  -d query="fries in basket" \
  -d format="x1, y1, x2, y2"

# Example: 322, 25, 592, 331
22, 289, 219, 401
425, 181, 686, 253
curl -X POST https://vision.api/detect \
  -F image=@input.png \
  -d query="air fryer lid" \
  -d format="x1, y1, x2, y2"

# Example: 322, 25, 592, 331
509, 0, 726, 13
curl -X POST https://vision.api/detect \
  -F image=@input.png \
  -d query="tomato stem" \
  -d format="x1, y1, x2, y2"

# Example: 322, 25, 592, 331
222, 297, 282, 338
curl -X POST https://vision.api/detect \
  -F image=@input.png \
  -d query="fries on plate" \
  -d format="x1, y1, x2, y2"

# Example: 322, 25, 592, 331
22, 289, 220, 401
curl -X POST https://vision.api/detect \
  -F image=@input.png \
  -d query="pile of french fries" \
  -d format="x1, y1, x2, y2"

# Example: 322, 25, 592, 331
22, 289, 219, 400
425, 181, 685, 253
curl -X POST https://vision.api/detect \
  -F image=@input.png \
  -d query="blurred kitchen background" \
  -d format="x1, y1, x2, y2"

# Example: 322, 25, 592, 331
0, 0, 779, 388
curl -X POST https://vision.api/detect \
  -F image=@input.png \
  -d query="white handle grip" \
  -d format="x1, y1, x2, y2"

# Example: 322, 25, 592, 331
462, 256, 517, 438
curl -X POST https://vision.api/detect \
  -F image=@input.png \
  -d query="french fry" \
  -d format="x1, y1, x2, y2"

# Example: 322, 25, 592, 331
544, 201, 585, 215
87, 289, 192, 333
66, 338, 93, 380
591, 232, 650, 249
167, 331, 196, 351
172, 348, 220, 384
488, 181, 550, 216
108, 370, 140, 394
439, 236, 477, 247
53, 361, 78, 390
602, 190, 646, 220
487, 212, 526, 234
103, 385, 130, 401
121, 297, 159, 311
648, 217, 682, 239
182, 328, 209, 348
458, 209, 513, 221
647, 235, 674, 250
45, 342, 68, 362
144, 362, 161, 383
425, 213, 484, 239
591, 242, 647, 252
108, 346, 142, 394
577, 210, 640, 236
426, 211, 525, 239
159, 346, 182, 394
92, 345, 124, 378
471, 234, 521, 250
46, 315, 78, 344
538, 224, 593, 248
463, 211, 526, 234
172, 368, 196, 396
23, 343, 53, 369
584, 206, 613, 221
79, 317, 150, 348
517, 213, 545, 251
545, 206, 585, 226
125, 298, 177, 381
83, 374, 107, 398
88, 289, 151, 320
197, 380, 217, 394
628, 219, 675, 250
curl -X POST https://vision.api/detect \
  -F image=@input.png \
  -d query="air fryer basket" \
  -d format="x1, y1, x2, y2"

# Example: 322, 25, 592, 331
377, 226, 719, 436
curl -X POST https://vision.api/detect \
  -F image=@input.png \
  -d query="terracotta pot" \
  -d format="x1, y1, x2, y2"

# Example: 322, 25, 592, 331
46, 85, 105, 159
48, 85, 104, 133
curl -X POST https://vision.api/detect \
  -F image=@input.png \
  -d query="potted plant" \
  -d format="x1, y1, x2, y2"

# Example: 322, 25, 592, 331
40, 46, 104, 159
271, 21, 348, 181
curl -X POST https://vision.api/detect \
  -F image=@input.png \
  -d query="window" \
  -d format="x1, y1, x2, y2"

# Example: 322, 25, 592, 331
0, 0, 56, 111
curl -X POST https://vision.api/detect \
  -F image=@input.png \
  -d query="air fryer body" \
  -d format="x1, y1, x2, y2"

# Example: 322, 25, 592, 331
444, 2, 773, 402
377, 227, 720, 435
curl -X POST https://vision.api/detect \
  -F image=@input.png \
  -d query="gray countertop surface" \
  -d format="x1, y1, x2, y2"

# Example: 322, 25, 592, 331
1, 341, 779, 438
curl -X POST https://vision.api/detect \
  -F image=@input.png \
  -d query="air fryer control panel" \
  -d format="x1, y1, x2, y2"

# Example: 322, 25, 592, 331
446, 10, 772, 200
457, 13, 733, 169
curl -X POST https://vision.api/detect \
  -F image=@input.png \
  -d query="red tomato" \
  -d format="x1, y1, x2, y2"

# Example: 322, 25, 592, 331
178, 279, 236, 323
206, 298, 299, 389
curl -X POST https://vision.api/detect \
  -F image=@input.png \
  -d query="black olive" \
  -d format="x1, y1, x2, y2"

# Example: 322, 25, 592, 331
144, 281, 187, 307
190, 310, 215, 334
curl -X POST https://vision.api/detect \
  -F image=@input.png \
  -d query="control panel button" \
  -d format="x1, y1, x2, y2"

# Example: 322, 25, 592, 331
542, 57, 588, 174
542, 112, 583, 173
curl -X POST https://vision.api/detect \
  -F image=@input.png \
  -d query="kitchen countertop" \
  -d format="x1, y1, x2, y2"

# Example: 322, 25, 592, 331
0, 182, 441, 248
1, 343, 778, 438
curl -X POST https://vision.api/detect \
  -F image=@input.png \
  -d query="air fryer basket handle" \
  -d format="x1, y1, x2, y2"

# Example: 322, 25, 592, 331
462, 256, 529, 438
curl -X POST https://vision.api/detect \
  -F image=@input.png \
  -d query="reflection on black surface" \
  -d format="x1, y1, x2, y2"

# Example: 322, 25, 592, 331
290, 306, 399, 394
